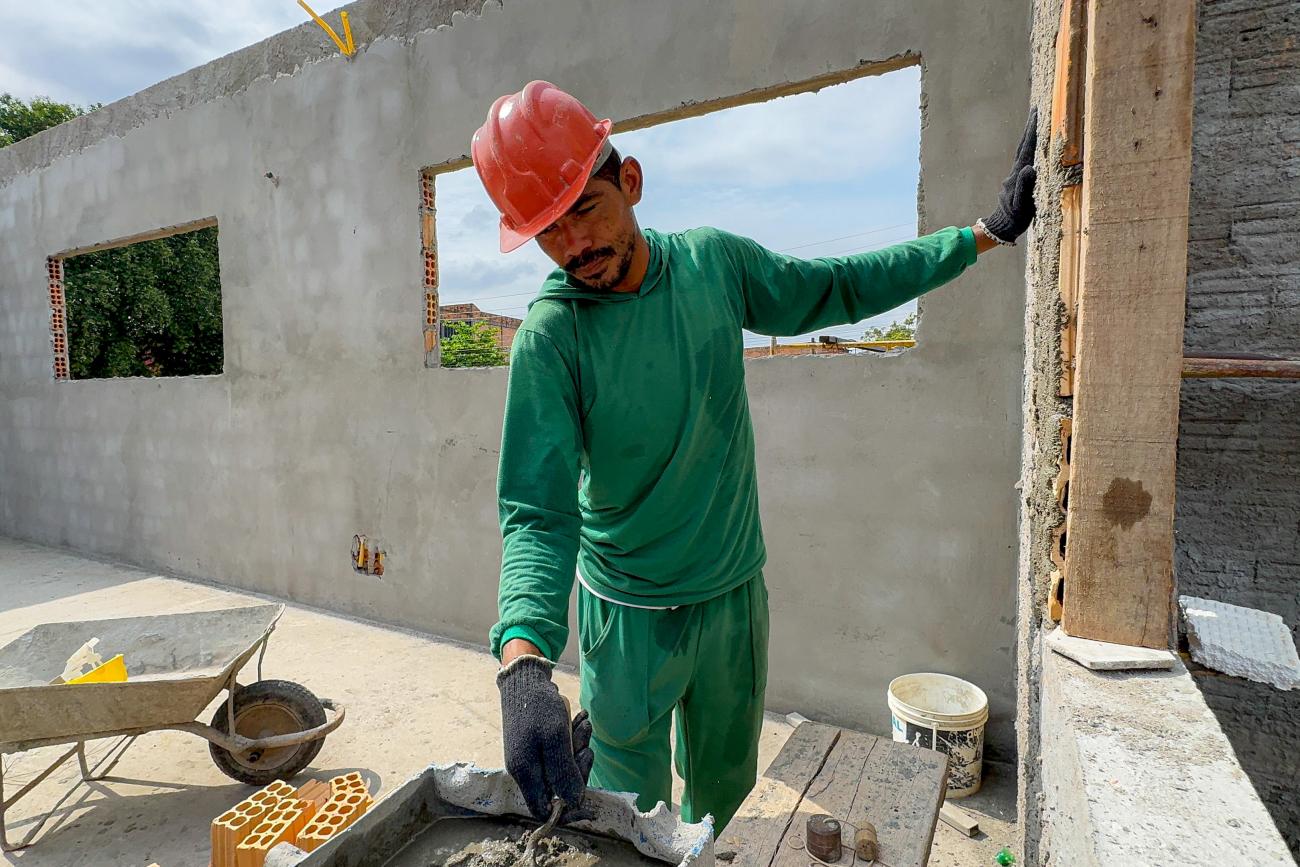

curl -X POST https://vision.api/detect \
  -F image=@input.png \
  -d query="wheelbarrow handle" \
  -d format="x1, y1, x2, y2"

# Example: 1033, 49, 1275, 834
182, 698, 347, 756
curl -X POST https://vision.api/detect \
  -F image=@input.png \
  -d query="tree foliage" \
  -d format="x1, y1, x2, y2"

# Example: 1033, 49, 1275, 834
0, 93, 97, 147
862, 312, 917, 341
441, 321, 509, 368
63, 227, 224, 379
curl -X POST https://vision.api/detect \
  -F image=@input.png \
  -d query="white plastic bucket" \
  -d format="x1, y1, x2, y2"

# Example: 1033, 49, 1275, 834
887, 673, 989, 798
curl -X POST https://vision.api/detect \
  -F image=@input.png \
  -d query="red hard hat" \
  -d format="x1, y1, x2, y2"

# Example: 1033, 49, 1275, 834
471, 81, 614, 253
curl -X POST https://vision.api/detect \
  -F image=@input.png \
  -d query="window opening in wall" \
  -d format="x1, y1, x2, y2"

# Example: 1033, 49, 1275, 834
49, 220, 224, 380
423, 63, 922, 368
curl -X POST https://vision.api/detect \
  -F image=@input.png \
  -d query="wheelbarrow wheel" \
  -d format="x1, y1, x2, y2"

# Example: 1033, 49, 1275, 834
208, 679, 328, 785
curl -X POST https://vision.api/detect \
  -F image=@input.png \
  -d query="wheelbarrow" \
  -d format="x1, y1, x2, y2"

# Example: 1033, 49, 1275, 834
0, 603, 345, 851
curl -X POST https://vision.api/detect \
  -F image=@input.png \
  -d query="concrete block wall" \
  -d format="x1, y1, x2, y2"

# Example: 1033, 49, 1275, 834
0, 0, 1031, 754
1176, 0, 1300, 854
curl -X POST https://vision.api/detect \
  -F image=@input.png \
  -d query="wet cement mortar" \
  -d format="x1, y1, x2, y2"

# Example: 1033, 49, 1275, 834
392, 817, 663, 867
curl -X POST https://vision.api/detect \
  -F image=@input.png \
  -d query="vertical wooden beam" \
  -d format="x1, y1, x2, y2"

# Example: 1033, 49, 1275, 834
1062, 0, 1195, 648
1051, 0, 1088, 167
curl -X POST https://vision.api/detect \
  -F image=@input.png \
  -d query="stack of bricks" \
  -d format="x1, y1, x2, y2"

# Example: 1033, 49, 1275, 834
295, 774, 374, 852
212, 775, 375, 865
46, 257, 69, 380
234, 800, 310, 867
210, 780, 296, 867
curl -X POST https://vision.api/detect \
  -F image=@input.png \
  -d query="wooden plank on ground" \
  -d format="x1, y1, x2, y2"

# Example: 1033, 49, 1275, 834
1051, 0, 1088, 166
717, 722, 838, 865
1062, 0, 1196, 648
844, 735, 949, 867
940, 801, 980, 837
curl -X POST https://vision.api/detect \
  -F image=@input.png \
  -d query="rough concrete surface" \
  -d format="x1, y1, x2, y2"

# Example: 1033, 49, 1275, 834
1039, 636, 1292, 867
1177, 0, 1300, 854
0, 537, 1012, 867
1015, 0, 1069, 859
0, 0, 1033, 757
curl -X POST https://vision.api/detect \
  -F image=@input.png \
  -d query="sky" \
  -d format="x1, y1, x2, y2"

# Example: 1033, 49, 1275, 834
437, 69, 923, 352
3, 3, 923, 351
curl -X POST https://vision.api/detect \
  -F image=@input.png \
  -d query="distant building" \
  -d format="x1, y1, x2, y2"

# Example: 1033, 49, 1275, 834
439, 303, 523, 352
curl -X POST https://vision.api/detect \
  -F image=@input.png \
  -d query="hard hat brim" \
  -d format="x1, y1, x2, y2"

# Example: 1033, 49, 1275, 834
498, 118, 614, 253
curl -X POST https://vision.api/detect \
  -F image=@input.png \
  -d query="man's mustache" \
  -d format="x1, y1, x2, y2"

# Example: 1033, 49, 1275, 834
565, 247, 617, 274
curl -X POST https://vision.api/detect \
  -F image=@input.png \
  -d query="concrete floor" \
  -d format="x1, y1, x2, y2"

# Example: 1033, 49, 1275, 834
0, 538, 1015, 866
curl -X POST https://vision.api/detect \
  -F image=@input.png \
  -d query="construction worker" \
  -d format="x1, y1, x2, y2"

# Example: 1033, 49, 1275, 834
473, 81, 1037, 832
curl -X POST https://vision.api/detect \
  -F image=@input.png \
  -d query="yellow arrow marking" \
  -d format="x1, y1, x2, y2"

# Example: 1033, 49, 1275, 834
298, 0, 355, 57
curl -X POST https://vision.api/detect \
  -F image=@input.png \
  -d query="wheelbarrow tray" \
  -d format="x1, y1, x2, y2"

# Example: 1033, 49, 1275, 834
0, 604, 283, 750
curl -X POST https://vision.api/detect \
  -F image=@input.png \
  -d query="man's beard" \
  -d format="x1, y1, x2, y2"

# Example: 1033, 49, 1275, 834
564, 230, 636, 291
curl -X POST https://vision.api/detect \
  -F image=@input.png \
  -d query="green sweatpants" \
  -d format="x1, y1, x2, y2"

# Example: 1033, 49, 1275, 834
578, 574, 769, 833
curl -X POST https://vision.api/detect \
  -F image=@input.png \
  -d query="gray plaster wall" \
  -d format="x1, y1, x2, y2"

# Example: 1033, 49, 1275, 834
1176, 0, 1300, 854
0, 0, 1031, 755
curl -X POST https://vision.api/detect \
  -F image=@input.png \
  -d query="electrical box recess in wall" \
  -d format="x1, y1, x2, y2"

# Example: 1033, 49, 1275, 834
352, 534, 385, 577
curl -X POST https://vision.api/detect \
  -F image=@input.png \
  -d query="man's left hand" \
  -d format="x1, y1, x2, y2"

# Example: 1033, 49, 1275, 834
978, 108, 1039, 246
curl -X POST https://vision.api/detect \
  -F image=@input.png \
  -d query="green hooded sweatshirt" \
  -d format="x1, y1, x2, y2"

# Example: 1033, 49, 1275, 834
491, 225, 977, 661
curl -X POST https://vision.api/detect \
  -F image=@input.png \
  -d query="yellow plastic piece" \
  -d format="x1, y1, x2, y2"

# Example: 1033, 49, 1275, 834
340, 11, 355, 55
66, 653, 127, 684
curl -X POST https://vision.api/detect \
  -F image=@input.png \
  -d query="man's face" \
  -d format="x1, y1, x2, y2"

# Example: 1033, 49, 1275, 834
535, 159, 643, 292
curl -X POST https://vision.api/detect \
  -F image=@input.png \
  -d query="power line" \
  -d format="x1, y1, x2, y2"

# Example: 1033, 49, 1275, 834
438, 223, 922, 312
776, 221, 914, 253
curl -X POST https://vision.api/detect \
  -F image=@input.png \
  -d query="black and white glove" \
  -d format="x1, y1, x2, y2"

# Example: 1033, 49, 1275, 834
497, 655, 595, 821
978, 107, 1039, 246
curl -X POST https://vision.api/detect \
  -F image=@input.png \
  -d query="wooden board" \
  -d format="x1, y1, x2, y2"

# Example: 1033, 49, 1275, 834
724, 724, 947, 867
939, 802, 980, 837
1062, 0, 1196, 648
1050, 0, 1088, 166
717, 722, 839, 864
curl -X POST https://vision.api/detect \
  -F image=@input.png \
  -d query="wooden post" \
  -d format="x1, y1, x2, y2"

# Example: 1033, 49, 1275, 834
1061, 0, 1196, 648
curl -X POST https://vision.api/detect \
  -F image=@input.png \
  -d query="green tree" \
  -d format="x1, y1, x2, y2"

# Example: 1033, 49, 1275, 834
0, 93, 98, 147
862, 311, 917, 341
442, 321, 509, 368
64, 227, 224, 379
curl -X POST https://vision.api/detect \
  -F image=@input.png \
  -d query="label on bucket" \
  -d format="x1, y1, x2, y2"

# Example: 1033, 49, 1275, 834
891, 715, 985, 796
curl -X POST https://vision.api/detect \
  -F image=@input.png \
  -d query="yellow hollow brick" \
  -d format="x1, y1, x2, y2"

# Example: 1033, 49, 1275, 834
295, 780, 333, 815
211, 781, 295, 867
235, 815, 295, 867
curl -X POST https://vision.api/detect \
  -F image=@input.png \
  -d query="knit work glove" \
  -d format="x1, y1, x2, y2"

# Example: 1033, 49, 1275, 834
978, 107, 1039, 245
497, 655, 595, 821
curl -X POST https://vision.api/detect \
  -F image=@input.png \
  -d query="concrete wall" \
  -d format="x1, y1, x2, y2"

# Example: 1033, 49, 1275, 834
1015, 0, 1070, 855
0, 0, 1031, 754
1177, 0, 1300, 854
1038, 638, 1292, 867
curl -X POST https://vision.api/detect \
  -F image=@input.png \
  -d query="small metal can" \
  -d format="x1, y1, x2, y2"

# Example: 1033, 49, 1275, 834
806, 814, 843, 862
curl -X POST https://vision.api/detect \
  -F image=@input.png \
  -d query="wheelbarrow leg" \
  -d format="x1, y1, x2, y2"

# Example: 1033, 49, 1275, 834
0, 744, 82, 852
77, 736, 137, 782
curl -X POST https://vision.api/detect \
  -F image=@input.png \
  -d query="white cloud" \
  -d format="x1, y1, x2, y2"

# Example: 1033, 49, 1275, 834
617, 67, 921, 189
0, 0, 311, 105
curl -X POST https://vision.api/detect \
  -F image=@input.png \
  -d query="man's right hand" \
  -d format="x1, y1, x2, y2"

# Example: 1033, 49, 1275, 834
496, 653, 595, 821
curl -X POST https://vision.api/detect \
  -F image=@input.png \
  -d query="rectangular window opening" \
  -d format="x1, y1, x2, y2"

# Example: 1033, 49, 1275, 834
49, 219, 224, 380
422, 61, 923, 369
